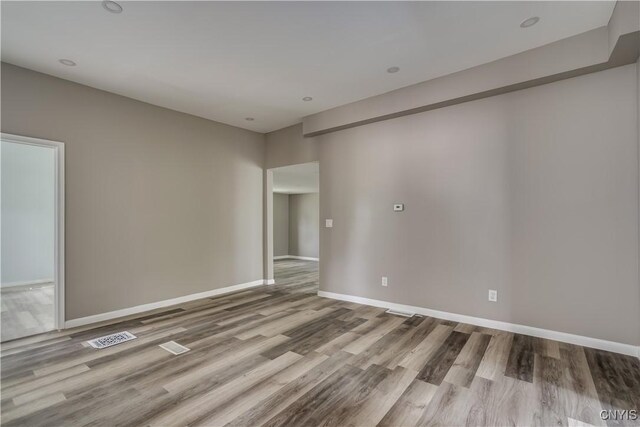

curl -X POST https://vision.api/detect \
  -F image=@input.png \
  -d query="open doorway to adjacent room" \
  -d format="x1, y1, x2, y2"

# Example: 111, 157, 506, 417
269, 162, 319, 287
1, 133, 64, 342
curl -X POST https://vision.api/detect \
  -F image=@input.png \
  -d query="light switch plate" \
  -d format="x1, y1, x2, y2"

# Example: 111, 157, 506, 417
393, 204, 404, 212
488, 290, 497, 302
325, 219, 333, 228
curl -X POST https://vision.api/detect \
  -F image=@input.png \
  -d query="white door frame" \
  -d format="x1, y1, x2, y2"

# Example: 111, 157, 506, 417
1, 133, 65, 330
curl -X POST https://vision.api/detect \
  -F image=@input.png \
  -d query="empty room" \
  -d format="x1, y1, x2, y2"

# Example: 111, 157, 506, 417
0, 1, 638, 426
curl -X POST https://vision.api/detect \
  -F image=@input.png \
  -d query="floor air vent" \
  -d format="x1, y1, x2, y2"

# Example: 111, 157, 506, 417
159, 341, 190, 355
87, 331, 137, 349
385, 309, 415, 317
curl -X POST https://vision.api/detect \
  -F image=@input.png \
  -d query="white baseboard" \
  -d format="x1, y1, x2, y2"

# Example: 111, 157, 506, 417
65, 279, 269, 329
289, 256, 319, 261
318, 290, 640, 358
265, 279, 276, 285
1, 279, 54, 288
274, 255, 319, 261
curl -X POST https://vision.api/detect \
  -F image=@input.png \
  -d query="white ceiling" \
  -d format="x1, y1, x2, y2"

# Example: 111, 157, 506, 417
1, 1, 615, 133
273, 162, 319, 194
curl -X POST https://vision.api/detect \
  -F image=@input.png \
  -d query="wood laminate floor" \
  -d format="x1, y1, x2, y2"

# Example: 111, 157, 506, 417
1, 259, 638, 426
1, 283, 55, 342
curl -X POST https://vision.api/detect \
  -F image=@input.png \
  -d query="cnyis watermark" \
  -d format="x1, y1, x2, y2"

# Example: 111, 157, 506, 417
600, 410, 638, 421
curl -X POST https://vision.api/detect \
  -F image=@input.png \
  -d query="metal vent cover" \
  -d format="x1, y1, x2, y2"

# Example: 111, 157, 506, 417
385, 309, 416, 317
87, 331, 137, 349
159, 341, 190, 355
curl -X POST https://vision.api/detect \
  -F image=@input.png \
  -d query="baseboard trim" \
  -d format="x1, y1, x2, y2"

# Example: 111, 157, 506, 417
318, 290, 640, 358
65, 279, 269, 329
274, 255, 319, 261
1, 279, 54, 288
265, 279, 276, 285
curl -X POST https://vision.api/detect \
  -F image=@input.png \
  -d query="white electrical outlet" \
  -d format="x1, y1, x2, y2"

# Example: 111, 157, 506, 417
381, 277, 388, 287
325, 219, 333, 228
488, 289, 498, 302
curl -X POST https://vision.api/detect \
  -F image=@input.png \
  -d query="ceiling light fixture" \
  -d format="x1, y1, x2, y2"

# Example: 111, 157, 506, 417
102, 0, 123, 14
520, 16, 540, 28
245, 117, 255, 121
387, 66, 400, 74
302, 97, 313, 102
59, 59, 76, 66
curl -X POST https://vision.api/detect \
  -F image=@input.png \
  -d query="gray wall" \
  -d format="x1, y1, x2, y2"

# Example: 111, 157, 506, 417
316, 64, 639, 346
1, 63, 265, 320
273, 192, 319, 258
1, 141, 55, 285
289, 193, 319, 259
273, 193, 289, 257
265, 124, 319, 169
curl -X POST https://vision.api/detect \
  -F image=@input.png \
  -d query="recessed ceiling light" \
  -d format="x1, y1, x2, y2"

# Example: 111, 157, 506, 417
102, 0, 123, 14
520, 16, 540, 28
59, 59, 76, 66
245, 117, 255, 121
387, 66, 400, 74
302, 97, 313, 102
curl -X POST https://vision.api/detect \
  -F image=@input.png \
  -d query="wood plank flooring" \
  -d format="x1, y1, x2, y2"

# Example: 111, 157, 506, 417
1, 259, 638, 426
1, 283, 54, 342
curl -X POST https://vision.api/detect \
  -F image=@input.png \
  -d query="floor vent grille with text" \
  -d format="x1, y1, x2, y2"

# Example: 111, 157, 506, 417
87, 331, 137, 349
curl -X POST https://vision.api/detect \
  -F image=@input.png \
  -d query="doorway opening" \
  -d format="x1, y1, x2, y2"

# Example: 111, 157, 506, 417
1, 133, 65, 341
268, 162, 319, 287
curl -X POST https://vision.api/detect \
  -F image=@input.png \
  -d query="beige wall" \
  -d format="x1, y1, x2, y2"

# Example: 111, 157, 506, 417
1, 63, 266, 320
273, 193, 289, 257
317, 64, 639, 345
289, 193, 319, 259
265, 124, 319, 169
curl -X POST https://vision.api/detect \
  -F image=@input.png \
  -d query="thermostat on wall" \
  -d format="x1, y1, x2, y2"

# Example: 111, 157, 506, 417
393, 204, 404, 212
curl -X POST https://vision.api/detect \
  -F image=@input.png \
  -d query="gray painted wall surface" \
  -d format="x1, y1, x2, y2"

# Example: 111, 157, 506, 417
1, 63, 265, 320
265, 124, 319, 169
289, 193, 319, 258
1, 141, 55, 285
316, 64, 639, 345
273, 193, 289, 257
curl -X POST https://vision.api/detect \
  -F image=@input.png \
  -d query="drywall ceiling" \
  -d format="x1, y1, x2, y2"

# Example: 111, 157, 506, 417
273, 162, 319, 194
1, 1, 615, 133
